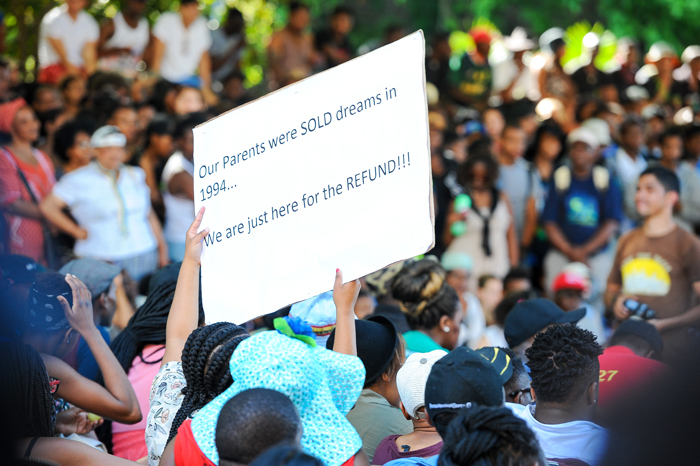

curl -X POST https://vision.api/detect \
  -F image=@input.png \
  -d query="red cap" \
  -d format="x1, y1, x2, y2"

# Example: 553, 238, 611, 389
552, 272, 587, 293
470, 28, 493, 44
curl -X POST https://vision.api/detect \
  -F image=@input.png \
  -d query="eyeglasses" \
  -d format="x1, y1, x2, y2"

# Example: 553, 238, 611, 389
508, 388, 533, 404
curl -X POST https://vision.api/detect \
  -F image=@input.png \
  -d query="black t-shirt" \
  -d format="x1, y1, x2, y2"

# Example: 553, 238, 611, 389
571, 66, 612, 97
314, 29, 353, 68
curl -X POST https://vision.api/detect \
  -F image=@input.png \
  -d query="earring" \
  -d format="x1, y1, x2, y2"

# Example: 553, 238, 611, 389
443, 326, 450, 333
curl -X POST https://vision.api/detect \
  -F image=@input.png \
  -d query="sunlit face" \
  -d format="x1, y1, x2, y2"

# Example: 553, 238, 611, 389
477, 278, 503, 315
95, 146, 127, 171
635, 174, 676, 218
12, 107, 40, 143
174, 88, 205, 115
65, 0, 87, 14
288, 8, 310, 31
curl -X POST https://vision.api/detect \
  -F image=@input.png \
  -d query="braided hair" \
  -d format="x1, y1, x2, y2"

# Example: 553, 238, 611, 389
525, 323, 603, 403
0, 341, 55, 439
96, 267, 204, 450
166, 322, 249, 444
391, 259, 459, 331
438, 405, 543, 466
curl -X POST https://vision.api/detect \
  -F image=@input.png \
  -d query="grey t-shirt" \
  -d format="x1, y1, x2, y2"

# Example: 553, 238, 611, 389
497, 158, 540, 241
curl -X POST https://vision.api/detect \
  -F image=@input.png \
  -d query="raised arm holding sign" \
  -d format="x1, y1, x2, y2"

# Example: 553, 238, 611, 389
193, 31, 433, 324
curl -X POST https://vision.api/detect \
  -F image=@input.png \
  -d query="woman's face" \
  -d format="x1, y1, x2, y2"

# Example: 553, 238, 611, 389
539, 132, 562, 160
443, 302, 464, 351
67, 131, 92, 166
152, 134, 174, 158
96, 146, 126, 171
470, 162, 489, 189
174, 88, 205, 115
64, 78, 86, 106
12, 107, 40, 142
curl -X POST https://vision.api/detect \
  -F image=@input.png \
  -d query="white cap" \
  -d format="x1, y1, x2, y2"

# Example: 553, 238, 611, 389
396, 350, 446, 419
567, 127, 599, 150
91, 125, 127, 148
582, 118, 611, 147
682, 46, 700, 64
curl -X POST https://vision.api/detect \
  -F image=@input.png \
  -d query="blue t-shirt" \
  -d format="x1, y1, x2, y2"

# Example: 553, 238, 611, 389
385, 455, 438, 466
77, 325, 111, 381
541, 171, 622, 246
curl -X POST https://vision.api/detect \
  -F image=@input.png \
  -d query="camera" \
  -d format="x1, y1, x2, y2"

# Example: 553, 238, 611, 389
624, 299, 657, 320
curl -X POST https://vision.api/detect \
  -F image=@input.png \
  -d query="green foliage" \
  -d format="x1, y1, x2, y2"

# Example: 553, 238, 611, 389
561, 22, 618, 72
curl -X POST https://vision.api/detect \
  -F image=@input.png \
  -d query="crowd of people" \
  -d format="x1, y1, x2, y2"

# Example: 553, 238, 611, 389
2, 0, 700, 465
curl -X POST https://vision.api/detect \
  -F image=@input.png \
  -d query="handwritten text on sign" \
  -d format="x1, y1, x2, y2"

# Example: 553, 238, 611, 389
194, 31, 433, 325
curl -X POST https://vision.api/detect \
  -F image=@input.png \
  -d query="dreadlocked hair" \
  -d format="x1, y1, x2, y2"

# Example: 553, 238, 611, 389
392, 259, 459, 331
0, 341, 55, 439
525, 323, 603, 403
96, 274, 204, 450
437, 406, 543, 466
166, 322, 250, 444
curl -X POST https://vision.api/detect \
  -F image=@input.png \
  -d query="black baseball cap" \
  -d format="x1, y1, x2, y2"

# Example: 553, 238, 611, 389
611, 318, 664, 355
0, 255, 45, 285
327, 315, 398, 388
425, 347, 504, 424
504, 298, 585, 348
476, 346, 514, 383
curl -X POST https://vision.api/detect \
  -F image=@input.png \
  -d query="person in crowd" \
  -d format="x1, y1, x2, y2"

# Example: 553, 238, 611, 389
36, 106, 71, 164
653, 127, 700, 230
597, 319, 667, 413
328, 316, 410, 463
611, 38, 639, 102
31, 84, 64, 116
373, 350, 446, 465
1, 340, 138, 466
40, 125, 168, 282
20, 273, 141, 425
439, 405, 546, 466
524, 122, 564, 218
137, 117, 174, 220
509, 324, 606, 465
504, 297, 585, 361
425, 33, 452, 99
0, 99, 56, 265
476, 290, 529, 349
441, 252, 477, 347
150, 0, 216, 104
542, 127, 622, 307
461, 274, 504, 349
364, 261, 412, 334
610, 116, 649, 225
145, 208, 249, 466
450, 27, 493, 111
215, 389, 303, 466
59, 75, 87, 120
315, 6, 354, 69
552, 270, 606, 343
640, 42, 682, 106
571, 35, 612, 100
503, 267, 533, 295
97, 0, 150, 77
107, 105, 139, 158
210, 8, 247, 84
383, 346, 511, 466
249, 444, 324, 466
493, 27, 536, 105
539, 37, 576, 114
488, 346, 533, 406
37, 0, 99, 84
53, 119, 93, 178
162, 113, 204, 261
605, 166, 700, 362
217, 71, 252, 111
391, 259, 462, 353
94, 263, 184, 460
445, 151, 519, 290
172, 85, 206, 115
497, 123, 539, 245
268, 2, 315, 87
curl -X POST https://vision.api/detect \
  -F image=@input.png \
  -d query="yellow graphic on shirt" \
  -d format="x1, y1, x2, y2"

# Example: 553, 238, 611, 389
621, 257, 671, 296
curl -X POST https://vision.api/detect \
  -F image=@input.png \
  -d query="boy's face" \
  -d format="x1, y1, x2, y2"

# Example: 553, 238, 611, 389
501, 127, 526, 159
555, 289, 583, 312
622, 124, 644, 153
635, 173, 676, 218
570, 141, 596, 172
661, 135, 683, 163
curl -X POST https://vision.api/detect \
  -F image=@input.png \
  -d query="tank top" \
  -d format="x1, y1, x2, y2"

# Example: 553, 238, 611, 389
105, 12, 150, 56
161, 152, 195, 244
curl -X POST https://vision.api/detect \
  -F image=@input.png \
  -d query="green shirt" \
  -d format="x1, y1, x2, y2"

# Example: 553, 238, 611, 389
346, 389, 413, 463
403, 330, 448, 355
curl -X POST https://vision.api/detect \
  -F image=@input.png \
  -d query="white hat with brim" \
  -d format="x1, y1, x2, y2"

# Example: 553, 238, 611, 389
91, 125, 126, 148
567, 127, 599, 150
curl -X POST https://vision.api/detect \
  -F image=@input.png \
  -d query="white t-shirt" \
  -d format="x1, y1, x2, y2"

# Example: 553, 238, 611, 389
38, 5, 99, 68
492, 58, 535, 100
52, 161, 157, 260
161, 152, 195, 244
508, 403, 608, 465
153, 12, 212, 83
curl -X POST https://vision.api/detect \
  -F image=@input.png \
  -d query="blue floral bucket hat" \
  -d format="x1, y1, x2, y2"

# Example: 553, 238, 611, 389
191, 325, 365, 465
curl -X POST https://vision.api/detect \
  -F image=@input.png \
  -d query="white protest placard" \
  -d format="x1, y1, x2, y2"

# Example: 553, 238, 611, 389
194, 31, 433, 324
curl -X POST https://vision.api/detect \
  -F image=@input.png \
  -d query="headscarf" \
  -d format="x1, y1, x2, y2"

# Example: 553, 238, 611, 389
0, 98, 28, 134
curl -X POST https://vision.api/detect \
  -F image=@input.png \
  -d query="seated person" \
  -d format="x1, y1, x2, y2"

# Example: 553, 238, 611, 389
552, 271, 606, 344
509, 324, 607, 465
597, 319, 668, 412
504, 298, 585, 361
328, 316, 411, 463
478, 346, 532, 406
374, 350, 446, 465
384, 346, 511, 466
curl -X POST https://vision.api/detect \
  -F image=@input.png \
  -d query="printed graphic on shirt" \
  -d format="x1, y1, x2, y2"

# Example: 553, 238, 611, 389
621, 254, 672, 296
566, 195, 599, 227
